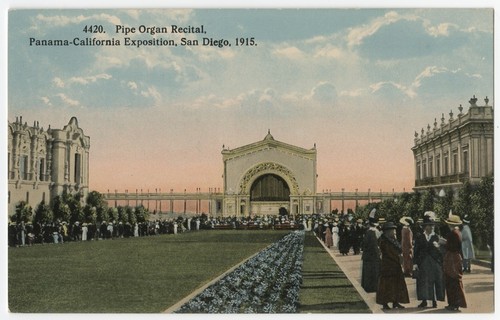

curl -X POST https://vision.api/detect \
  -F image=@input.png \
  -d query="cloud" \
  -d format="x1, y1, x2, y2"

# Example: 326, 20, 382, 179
68, 74, 112, 85
272, 46, 305, 60
307, 82, 337, 105
40, 96, 52, 106
53, 77, 65, 88
127, 81, 138, 90
35, 13, 122, 27
347, 11, 418, 47
56, 93, 80, 107
425, 22, 459, 37
140, 86, 162, 103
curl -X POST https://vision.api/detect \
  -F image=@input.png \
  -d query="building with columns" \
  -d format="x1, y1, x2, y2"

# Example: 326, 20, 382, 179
7, 117, 90, 215
412, 96, 494, 192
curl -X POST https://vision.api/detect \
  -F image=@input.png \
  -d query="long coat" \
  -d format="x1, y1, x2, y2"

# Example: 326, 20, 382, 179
443, 228, 467, 308
461, 225, 475, 260
376, 233, 410, 305
413, 231, 445, 301
361, 228, 381, 293
401, 226, 413, 276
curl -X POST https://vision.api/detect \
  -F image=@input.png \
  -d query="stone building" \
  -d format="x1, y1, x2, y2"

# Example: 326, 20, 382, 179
7, 116, 90, 215
412, 96, 494, 192
221, 130, 318, 216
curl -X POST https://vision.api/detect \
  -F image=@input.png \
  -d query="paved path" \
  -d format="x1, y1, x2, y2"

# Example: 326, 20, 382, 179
319, 239, 494, 313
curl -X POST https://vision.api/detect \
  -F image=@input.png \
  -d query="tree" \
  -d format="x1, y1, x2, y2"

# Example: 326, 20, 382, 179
470, 176, 494, 249
420, 188, 436, 214
33, 201, 53, 224
454, 180, 473, 219
86, 191, 108, 222
13, 201, 33, 223
52, 195, 70, 222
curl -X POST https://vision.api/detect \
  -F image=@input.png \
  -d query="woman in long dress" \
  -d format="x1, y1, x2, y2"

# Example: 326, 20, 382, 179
413, 215, 445, 308
332, 222, 339, 248
324, 224, 333, 248
361, 218, 381, 293
376, 222, 410, 310
399, 216, 414, 277
443, 214, 467, 311
461, 215, 475, 273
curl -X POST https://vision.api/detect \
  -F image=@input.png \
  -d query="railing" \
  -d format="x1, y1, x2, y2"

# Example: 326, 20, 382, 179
415, 173, 468, 186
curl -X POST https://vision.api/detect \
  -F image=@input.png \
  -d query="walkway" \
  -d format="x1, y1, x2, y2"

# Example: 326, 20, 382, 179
318, 238, 494, 313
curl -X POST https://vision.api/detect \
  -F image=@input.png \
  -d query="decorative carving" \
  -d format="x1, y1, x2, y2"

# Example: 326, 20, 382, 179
239, 162, 299, 195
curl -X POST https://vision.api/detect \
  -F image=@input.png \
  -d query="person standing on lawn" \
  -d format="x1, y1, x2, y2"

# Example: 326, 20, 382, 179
443, 214, 467, 311
461, 214, 474, 273
376, 221, 410, 310
413, 214, 445, 308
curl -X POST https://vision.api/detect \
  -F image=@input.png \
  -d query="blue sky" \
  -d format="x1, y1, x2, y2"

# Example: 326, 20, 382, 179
5, 8, 494, 193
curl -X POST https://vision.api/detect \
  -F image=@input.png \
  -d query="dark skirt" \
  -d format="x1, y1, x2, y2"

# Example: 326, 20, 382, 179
361, 259, 380, 292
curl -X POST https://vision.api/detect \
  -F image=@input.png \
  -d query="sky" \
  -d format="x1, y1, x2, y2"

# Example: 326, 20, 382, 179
6, 7, 494, 196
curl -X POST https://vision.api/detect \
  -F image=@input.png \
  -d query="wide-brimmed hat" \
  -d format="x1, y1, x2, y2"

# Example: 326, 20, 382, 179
356, 218, 363, 224
382, 221, 397, 230
399, 216, 413, 226
445, 214, 462, 225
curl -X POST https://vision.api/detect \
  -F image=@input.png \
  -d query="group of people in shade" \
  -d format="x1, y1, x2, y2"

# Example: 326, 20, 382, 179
7, 218, 204, 247
358, 210, 471, 311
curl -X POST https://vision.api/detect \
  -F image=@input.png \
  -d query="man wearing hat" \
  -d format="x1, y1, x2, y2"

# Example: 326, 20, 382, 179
399, 216, 414, 277
376, 221, 409, 310
443, 214, 467, 311
361, 213, 381, 293
461, 214, 474, 273
413, 214, 445, 308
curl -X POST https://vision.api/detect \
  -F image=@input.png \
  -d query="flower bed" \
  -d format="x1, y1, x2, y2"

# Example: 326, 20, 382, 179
176, 230, 305, 313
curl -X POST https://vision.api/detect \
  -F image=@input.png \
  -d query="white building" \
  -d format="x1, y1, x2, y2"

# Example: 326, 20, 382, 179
412, 96, 494, 191
7, 117, 90, 215
221, 131, 317, 216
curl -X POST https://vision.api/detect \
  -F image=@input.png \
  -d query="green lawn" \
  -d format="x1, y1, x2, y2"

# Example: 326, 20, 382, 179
298, 233, 370, 313
8, 230, 290, 313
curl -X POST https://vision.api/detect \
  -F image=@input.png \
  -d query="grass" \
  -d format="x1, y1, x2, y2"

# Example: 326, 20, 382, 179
298, 233, 370, 313
8, 230, 290, 313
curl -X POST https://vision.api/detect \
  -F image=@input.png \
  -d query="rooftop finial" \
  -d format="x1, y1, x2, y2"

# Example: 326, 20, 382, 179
264, 129, 274, 141
449, 109, 454, 122
441, 113, 445, 125
458, 104, 463, 114
434, 118, 438, 129
469, 95, 478, 106
485, 96, 489, 105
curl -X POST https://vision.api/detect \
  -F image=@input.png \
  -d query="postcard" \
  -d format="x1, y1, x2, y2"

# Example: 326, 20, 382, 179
4, 4, 495, 317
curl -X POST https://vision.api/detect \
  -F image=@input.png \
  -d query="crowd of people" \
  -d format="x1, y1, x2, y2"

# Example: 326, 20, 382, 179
7, 213, 311, 247
8, 207, 478, 312
317, 209, 474, 311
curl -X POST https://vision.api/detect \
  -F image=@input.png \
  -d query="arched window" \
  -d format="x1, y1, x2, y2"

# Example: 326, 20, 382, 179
250, 174, 290, 201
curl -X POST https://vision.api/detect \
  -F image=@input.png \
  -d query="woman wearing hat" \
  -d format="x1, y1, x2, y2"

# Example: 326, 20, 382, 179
399, 216, 414, 277
361, 215, 381, 293
413, 214, 445, 308
461, 215, 474, 273
443, 214, 467, 311
376, 222, 410, 310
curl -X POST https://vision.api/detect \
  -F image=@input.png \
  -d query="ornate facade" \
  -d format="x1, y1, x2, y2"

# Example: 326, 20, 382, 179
221, 131, 317, 216
7, 117, 90, 215
412, 96, 494, 191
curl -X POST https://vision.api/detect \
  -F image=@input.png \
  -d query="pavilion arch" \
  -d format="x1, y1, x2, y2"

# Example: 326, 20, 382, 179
238, 162, 300, 196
